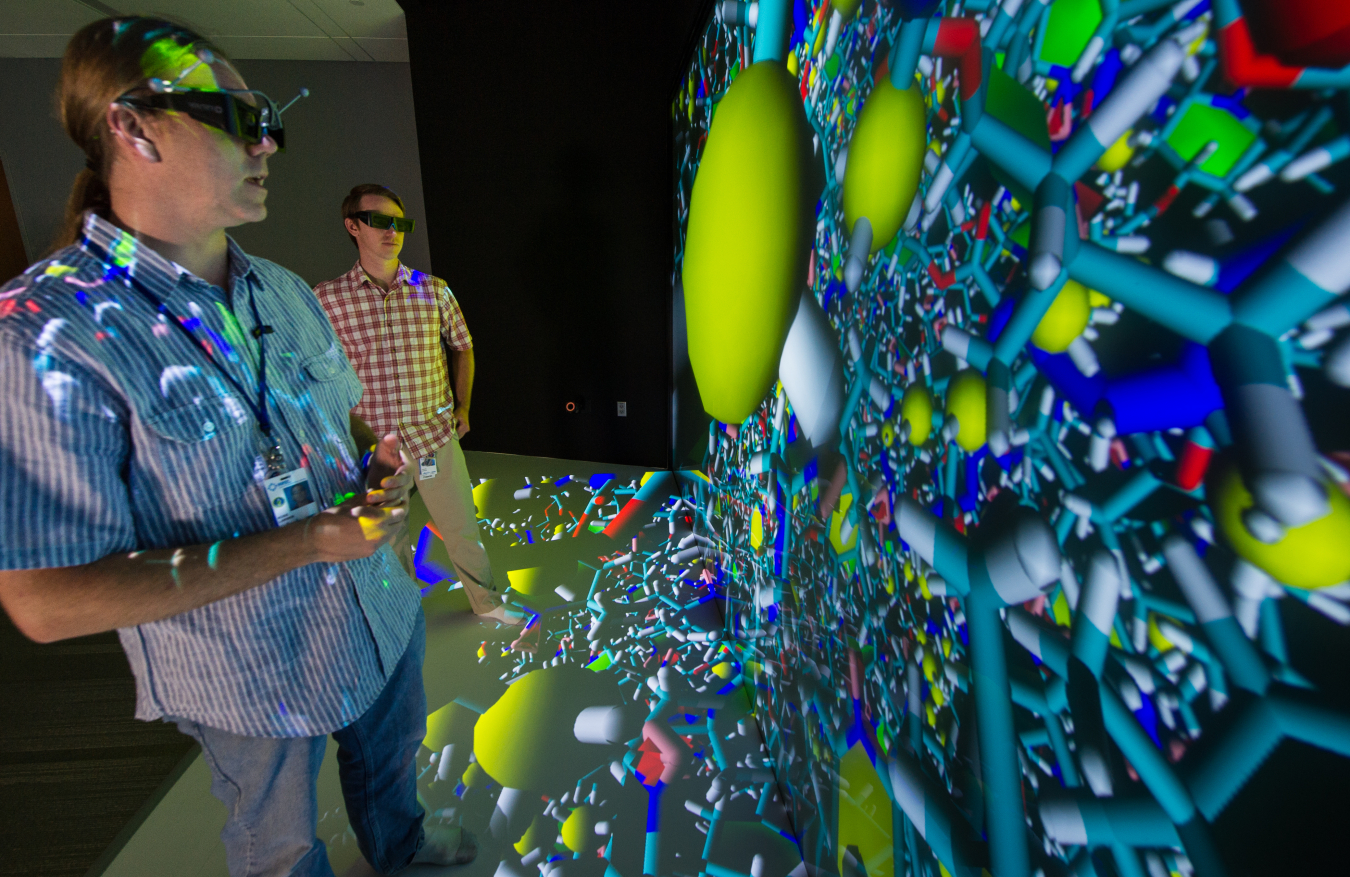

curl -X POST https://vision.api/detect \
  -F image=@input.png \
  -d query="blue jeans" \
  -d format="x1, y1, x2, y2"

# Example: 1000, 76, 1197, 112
167, 607, 429, 877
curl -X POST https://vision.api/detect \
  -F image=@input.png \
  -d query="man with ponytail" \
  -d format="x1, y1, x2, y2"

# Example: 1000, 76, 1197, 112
0, 18, 473, 876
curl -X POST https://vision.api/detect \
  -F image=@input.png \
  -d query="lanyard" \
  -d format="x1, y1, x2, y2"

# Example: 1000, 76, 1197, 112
94, 242, 287, 475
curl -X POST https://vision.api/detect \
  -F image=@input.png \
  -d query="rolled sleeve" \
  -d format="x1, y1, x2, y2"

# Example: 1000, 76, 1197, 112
0, 331, 135, 570
439, 285, 473, 351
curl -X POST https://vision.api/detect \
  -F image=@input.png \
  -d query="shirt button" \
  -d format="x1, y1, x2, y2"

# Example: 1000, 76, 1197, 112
202, 420, 216, 434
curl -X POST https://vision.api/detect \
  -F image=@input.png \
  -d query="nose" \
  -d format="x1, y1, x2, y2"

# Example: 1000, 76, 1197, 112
248, 135, 279, 158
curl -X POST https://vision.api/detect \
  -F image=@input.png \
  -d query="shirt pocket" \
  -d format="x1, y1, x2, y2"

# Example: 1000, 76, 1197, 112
300, 342, 363, 413
139, 395, 261, 513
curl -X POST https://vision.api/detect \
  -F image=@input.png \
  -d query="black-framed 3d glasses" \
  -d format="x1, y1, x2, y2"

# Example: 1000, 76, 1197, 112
117, 89, 291, 150
350, 211, 415, 233
113, 44, 307, 151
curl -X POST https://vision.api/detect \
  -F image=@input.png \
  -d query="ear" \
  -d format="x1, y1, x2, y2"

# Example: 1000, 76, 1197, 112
106, 102, 161, 163
344, 217, 361, 239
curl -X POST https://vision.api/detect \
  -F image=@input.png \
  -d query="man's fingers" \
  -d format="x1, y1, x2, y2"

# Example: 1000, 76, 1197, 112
380, 471, 414, 489
351, 505, 405, 541
369, 468, 413, 507
350, 504, 405, 518
367, 433, 405, 492
369, 433, 402, 473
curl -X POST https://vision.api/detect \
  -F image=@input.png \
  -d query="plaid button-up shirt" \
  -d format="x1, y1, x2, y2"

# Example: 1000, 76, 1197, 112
313, 262, 472, 461
0, 212, 419, 738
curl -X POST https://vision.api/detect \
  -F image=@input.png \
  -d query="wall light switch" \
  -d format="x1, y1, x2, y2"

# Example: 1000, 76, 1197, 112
617, 401, 628, 417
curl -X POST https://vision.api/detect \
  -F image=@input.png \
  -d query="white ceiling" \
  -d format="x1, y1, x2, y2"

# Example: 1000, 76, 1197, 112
0, 0, 409, 61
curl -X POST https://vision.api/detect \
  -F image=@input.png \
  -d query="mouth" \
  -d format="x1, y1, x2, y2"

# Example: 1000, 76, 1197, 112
245, 175, 267, 188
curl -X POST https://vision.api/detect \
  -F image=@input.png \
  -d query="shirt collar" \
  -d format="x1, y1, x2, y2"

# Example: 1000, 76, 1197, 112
350, 259, 413, 292
77, 211, 257, 297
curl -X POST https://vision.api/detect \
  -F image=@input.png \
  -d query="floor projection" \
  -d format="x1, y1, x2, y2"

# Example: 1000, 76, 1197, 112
98, 452, 792, 877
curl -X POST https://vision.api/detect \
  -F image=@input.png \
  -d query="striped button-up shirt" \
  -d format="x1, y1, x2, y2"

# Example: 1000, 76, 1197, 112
0, 212, 419, 738
313, 262, 472, 461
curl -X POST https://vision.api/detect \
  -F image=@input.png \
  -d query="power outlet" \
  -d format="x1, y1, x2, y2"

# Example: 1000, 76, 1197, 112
617, 401, 628, 417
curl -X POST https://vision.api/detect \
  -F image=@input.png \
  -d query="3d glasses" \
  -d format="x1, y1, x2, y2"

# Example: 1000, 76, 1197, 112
117, 88, 301, 150
350, 211, 416, 233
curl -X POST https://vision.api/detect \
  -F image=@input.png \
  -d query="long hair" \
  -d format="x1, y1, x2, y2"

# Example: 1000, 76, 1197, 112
48, 17, 222, 254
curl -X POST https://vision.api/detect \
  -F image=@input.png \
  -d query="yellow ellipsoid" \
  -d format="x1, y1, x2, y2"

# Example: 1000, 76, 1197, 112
837, 743, 894, 877
424, 701, 479, 754
833, 0, 864, 16
506, 567, 546, 595
945, 371, 987, 452
829, 493, 859, 554
561, 805, 600, 853
514, 814, 551, 856
1031, 279, 1091, 353
843, 82, 926, 254
1147, 613, 1179, 653
683, 62, 813, 424
473, 666, 601, 790
461, 762, 487, 789
1096, 129, 1135, 172
471, 479, 491, 516
472, 478, 509, 519
1212, 460, 1350, 589
900, 386, 933, 445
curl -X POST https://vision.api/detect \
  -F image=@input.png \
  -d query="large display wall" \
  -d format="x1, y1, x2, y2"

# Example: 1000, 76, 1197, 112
670, 1, 1350, 876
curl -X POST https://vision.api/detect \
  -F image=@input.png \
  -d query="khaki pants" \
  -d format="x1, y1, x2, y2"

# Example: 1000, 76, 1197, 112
394, 435, 501, 615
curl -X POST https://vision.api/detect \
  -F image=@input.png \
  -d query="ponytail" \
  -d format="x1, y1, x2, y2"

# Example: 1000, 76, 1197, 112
50, 165, 112, 254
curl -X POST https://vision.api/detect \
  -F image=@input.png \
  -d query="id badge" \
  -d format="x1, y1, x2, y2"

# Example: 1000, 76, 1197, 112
419, 456, 439, 481
264, 467, 320, 526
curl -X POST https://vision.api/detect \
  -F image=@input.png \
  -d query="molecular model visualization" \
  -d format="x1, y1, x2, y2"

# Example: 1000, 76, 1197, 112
661, 0, 1350, 876
368, 4, 1350, 877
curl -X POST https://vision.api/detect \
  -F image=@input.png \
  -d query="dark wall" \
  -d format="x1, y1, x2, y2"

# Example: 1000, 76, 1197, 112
0, 58, 429, 287
398, 0, 709, 469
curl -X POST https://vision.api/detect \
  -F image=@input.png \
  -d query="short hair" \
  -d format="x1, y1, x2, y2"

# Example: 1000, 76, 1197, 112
341, 183, 406, 248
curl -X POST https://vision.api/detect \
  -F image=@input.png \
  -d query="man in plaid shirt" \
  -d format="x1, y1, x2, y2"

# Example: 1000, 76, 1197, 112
314, 184, 511, 622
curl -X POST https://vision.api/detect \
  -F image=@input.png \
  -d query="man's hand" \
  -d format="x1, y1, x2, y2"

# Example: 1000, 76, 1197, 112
454, 407, 470, 439
366, 432, 413, 505
301, 495, 406, 564
297, 433, 413, 564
